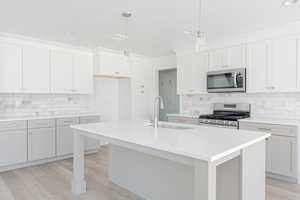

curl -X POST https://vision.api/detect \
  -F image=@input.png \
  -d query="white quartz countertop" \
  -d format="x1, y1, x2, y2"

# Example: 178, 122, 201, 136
71, 120, 269, 162
239, 118, 300, 127
0, 113, 100, 122
167, 113, 199, 118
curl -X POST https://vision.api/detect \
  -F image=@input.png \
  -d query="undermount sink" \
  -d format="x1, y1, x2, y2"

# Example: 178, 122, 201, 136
145, 122, 194, 130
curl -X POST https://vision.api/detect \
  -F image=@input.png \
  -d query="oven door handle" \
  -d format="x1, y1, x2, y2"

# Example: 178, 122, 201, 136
233, 73, 238, 88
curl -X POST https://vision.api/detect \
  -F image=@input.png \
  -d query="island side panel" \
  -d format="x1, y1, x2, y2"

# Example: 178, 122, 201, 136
240, 140, 266, 200
71, 130, 87, 195
108, 144, 241, 200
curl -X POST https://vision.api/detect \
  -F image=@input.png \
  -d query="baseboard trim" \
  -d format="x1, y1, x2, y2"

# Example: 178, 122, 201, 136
266, 172, 298, 184
0, 149, 98, 173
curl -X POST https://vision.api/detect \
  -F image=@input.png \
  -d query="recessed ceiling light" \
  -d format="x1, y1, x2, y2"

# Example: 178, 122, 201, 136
282, 0, 298, 6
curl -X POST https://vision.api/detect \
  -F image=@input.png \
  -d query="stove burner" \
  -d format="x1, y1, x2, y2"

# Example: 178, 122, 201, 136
198, 103, 250, 129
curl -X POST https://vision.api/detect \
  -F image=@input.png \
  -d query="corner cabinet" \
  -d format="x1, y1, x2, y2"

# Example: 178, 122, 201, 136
51, 50, 93, 94
94, 50, 131, 77
177, 52, 208, 94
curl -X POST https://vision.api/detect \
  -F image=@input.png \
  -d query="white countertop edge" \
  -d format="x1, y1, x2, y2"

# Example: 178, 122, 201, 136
71, 122, 270, 163
0, 113, 100, 122
239, 118, 300, 127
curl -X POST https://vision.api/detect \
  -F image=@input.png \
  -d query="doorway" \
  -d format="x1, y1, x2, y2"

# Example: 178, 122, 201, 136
158, 68, 180, 121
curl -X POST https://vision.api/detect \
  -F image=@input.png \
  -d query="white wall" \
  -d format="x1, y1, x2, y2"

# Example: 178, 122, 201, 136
92, 78, 119, 121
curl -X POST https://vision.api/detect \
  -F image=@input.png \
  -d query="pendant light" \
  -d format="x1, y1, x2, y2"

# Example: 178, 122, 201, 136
121, 12, 131, 59
195, 0, 206, 52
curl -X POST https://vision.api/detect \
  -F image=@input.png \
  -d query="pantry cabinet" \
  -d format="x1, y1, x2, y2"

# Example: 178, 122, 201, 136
177, 52, 208, 94
22, 46, 50, 93
94, 51, 131, 77
0, 43, 22, 93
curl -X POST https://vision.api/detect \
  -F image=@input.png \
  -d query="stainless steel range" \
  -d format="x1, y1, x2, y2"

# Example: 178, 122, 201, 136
199, 103, 250, 129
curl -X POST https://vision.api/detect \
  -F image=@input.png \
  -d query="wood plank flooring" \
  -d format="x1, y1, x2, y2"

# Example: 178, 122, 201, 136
0, 146, 299, 200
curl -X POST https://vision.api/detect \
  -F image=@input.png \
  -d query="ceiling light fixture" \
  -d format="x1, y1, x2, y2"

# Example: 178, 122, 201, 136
282, 0, 298, 6
121, 11, 132, 58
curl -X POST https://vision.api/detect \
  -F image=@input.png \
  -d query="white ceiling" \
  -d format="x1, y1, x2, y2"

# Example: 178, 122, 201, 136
0, 0, 300, 56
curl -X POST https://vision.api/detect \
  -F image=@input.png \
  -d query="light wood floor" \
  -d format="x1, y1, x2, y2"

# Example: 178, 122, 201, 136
0, 146, 299, 200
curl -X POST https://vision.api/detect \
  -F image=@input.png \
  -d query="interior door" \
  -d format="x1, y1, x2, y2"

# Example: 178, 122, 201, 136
159, 69, 180, 121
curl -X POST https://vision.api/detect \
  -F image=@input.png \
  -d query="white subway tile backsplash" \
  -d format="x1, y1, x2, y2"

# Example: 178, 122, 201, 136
181, 93, 300, 120
0, 94, 92, 118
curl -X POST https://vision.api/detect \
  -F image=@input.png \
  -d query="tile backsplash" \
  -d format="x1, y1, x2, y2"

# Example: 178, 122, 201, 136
181, 93, 300, 119
0, 94, 92, 118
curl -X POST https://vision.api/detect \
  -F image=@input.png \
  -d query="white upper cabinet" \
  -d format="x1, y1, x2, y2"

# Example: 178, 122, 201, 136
22, 46, 50, 93
209, 48, 228, 71
94, 51, 131, 77
50, 50, 73, 93
269, 37, 297, 92
247, 40, 269, 92
247, 37, 298, 93
73, 52, 93, 94
50, 50, 93, 94
0, 43, 22, 93
177, 52, 209, 94
209, 45, 245, 71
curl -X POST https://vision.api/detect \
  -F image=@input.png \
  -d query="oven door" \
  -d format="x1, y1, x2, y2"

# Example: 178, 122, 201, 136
207, 68, 246, 93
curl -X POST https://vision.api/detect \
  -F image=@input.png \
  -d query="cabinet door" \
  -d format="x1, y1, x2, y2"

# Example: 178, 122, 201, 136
227, 45, 245, 68
209, 48, 228, 71
177, 53, 194, 94
80, 116, 100, 151
50, 50, 73, 93
266, 135, 296, 177
0, 43, 22, 93
247, 41, 269, 92
57, 126, 74, 156
97, 51, 131, 77
0, 130, 27, 167
194, 52, 209, 93
270, 37, 297, 92
22, 46, 50, 93
73, 52, 93, 94
28, 128, 55, 161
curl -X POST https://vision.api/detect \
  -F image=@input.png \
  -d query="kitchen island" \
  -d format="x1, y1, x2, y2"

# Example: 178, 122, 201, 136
70, 120, 270, 200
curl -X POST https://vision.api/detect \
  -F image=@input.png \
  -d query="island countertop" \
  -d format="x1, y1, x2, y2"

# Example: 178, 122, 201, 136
71, 120, 270, 162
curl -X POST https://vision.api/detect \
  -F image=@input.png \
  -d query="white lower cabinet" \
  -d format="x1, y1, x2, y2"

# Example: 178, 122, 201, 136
266, 135, 296, 177
28, 128, 56, 161
0, 130, 27, 167
57, 126, 74, 156
239, 121, 297, 180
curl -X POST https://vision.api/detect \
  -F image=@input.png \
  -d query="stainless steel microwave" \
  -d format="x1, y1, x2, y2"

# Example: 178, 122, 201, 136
207, 68, 246, 93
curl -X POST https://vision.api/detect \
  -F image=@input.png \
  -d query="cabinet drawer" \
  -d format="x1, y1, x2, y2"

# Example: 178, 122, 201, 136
239, 122, 297, 137
168, 116, 199, 125
79, 116, 100, 124
56, 117, 79, 127
28, 119, 55, 129
0, 121, 27, 132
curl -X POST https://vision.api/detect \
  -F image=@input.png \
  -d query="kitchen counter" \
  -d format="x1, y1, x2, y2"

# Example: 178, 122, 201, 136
239, 117, 300, 127
70, 120, 269, 200
0, 113, 100, 122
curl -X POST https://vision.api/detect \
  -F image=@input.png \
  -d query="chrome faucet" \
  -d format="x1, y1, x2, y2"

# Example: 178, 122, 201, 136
153, 96, 164, 128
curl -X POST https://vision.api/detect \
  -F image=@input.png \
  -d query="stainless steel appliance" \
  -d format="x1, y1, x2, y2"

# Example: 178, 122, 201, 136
198, 103, 250, 129
207, 68, 246, 93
